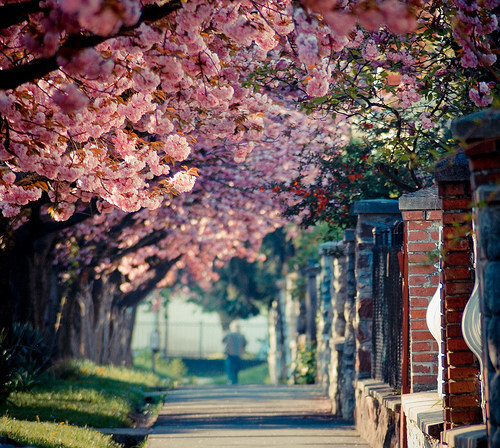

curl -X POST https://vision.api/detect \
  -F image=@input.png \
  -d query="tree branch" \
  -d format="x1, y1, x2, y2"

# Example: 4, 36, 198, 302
119, 255, 181, 308
375, 163, 419, 193
41, 198, 99, 235
107, 229, 168, 264
0, 0, 42, 29
0, 0, 182, 91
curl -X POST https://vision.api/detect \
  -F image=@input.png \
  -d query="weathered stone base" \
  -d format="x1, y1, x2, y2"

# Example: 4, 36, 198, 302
406, 418, 439, 448
401, 391, 442, 448
355, 379, 401, 448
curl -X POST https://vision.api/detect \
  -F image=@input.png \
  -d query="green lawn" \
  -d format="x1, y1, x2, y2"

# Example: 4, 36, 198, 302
0, 417, 120, 448
0, 359, 165, 448
133, 351, 188, 384
207, 362, 270, 385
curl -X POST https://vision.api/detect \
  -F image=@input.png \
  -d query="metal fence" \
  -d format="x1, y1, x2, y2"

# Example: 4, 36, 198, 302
372, 222, 404, 390
133, 321, 268, 358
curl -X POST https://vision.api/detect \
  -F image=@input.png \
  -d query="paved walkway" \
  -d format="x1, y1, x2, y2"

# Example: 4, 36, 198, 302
148, 384, 370, 447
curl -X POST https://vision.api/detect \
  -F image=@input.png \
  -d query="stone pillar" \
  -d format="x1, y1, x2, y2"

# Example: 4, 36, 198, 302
399, 187, 442, 393
305, 261, 320, 345
284, 272, 299, 380
341, 229, 356, 420
435, 150, 482, 430
332, 244, 347, 341
330, 241, 348, 416
453, 109, 500, 446
317, 242, 336, 392
268, 297, 283, 385
352, 199, 401, 379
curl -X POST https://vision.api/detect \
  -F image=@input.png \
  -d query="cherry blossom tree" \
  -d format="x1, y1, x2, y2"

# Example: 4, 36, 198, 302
1, 0, 497, 224
1, 0, 497, 364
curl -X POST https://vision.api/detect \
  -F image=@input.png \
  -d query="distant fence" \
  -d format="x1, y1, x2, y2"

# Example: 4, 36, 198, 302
132, 321, 269, 358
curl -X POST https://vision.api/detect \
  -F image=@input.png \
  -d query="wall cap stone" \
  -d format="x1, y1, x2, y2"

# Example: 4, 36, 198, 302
319, 241, 345, 257
356, 379, 401, 413
399, 186, 442, 211
401, 391, 443, 439
434, 150, 470, 182
441, 424, 487, 448
451, 108, 500, 141
352, 199, 400, 215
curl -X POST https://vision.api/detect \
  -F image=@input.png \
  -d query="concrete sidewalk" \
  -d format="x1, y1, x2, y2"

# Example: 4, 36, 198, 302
148, 384, 370, 447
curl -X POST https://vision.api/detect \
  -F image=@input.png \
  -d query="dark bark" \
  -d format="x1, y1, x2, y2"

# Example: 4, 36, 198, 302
0, 0, 42, 29
375, 163, 420, 193
119, 255, 181, 308
106, 229, 167, 265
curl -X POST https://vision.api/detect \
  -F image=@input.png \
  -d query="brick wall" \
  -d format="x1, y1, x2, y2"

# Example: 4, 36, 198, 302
399, 188, 442, 393
453, 108, 500, 446
435, 152, 482, 430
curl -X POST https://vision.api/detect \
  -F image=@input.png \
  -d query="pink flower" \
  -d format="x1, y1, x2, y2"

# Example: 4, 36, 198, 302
362, 40, 379, 61
461, 48, 479, 68
1, 203, 21, 218
380, 0, 418, 34
306, 74, 329, 97
52, 84, 89, 114
323, 12, 356, 36
296, 34, 319, 66
419, 112, 434, 130
469, 82, 494, 107
358, 9, 385, 32
165, 135, 191, 162
51, 203, 76, 221
171, 171, 196, 193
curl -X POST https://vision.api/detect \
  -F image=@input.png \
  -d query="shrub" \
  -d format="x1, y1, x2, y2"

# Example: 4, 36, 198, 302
0, 323, 50, 404
293, 343, 317, 385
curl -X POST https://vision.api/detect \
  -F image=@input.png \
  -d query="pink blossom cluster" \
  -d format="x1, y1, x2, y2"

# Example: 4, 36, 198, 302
469, 82, 494, 107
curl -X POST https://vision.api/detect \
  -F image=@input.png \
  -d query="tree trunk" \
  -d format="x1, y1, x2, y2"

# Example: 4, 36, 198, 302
2, 220, 63, 356
57, 270, 136, 365
218, 312, 233, 332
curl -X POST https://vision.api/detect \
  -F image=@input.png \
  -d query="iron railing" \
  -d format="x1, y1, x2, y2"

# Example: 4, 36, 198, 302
372, 222, 404, 390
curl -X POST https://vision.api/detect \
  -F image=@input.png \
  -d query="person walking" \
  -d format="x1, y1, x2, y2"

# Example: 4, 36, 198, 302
223, 322, 247, 385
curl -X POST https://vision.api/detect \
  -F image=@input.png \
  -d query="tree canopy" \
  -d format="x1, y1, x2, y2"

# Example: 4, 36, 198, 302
0, 0, 498, 361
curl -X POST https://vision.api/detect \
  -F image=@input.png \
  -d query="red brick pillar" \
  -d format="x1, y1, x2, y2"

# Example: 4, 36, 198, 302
435, 151, 482, 430
453, 109, 500, 447
352, 199, 401, 379
399, 187, 442, 392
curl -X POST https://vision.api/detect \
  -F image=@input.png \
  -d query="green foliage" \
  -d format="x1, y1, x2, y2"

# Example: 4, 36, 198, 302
274, 141, 405, 229
0, 323, 51, 404
293, 344, 317, 385
287, 223, 336, 272
207, 363, 270, 385
133, 351, 188, 383
0, 359, 163, 428
0, 417, 119, 448
187, 228, 294, 323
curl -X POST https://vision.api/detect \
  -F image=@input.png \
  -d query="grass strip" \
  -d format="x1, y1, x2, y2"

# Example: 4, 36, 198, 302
0, 359, 167, 447
0, 417, 119, 448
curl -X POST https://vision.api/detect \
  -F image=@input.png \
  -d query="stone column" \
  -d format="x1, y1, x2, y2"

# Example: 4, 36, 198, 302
453, 109, 500, 446
326, 241, 348, 416
341, 229, 356, 420
317, 242, 336, 392
284, 272, 299, 380
305, 261, 320, 345
352, 199, 401, 379
268, 298, 283, 385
